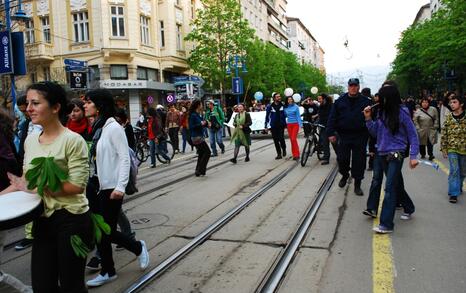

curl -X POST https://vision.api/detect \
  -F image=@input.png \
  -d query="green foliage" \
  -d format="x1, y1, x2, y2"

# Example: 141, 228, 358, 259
243, 40, 328, 103
185, 0, 255, 93
70, 235, 90, 259
25, 157, 68, 197
91, 213, 111, 244
390, 0, 466, 95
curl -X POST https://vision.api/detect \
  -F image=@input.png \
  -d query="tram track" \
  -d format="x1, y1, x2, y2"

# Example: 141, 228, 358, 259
122, 163, 337, 293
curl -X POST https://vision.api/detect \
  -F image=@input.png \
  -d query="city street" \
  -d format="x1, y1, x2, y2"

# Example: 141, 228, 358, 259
2, 136, 465, 293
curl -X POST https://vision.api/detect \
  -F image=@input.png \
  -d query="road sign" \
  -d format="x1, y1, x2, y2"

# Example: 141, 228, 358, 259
64, 58, 87, 67
0, 30, 13, 75
65, 65, 86, 72
69, 71, 87, 89
166, 95, 175, 103
147, 96, 154, 104
232, 77, 243, 95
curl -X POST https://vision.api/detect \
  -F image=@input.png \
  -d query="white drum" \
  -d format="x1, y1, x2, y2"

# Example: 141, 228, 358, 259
0, 191, 43, 231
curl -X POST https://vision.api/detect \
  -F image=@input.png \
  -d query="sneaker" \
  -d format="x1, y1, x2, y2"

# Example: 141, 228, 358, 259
275, 155, 282, 160
150, 164, 156, 168
245, 156, 250, 162
449, 196, 457, 203
362, 209, 377, 218
428, 155, 435, 161
221, 147, 225, 154
282, 150, 287, 157
138, 240, 150, 270
373, 225, 393, 234
400, 213, 412, 220
338, 176, 348, 188
321, 161, 329, 165
230, 158, 237, 164
86, 273, 117, 287
354, 186, 364, 196
211, 153, 218, 157
15, 238, 33, 251
86, 256, 101, 271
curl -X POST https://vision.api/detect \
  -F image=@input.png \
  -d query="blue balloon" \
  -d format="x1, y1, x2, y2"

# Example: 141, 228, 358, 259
254, 91, 264, 101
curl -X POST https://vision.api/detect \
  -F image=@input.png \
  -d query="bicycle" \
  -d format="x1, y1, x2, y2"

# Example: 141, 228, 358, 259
300, 121, 325, 167
133, 126, 175, 166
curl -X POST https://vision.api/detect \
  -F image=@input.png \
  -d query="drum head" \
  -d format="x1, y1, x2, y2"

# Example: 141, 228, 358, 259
0, 191, 43, 231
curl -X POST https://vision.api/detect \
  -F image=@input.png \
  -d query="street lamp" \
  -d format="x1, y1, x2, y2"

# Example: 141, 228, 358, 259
226, 55, 247, 105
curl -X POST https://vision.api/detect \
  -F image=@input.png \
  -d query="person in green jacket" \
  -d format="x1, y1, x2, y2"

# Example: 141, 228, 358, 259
205, 100, 225, 156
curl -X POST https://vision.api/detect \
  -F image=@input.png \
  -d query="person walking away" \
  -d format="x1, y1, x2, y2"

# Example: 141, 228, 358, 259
1, 82, 94, 292
414, 98, 438, 160
230, 104, 252, 163
189, 100, 211, 176
284, 96, 302, 160
363, 85, 419, 234
317, 94, 334, 165
0, 108, 33, 293
84, 89, 149, 288
205, 100, 225, 156
440, 95, 466, 203
327, 78, 372, 195
180, 106, 192, 153
265, 93, 287, 159
147, 108, 170, 168
166, 104, 181, 153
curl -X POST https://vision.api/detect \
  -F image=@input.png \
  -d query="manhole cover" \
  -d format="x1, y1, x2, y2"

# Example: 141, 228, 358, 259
127, 213, 169, 229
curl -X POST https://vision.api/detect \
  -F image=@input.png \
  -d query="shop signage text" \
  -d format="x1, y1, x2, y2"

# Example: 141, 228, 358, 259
100, 80, 148, 89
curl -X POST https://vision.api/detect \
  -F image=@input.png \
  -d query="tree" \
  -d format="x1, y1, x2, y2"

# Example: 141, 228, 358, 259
185, 0, 255, 95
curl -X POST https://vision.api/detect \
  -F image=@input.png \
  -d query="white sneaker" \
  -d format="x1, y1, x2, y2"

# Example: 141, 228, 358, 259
86, 273, 117, 287
138, 240, 150, 270
400, 213, 412, 220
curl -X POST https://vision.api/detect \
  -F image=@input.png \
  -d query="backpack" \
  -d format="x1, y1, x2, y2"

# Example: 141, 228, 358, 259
125, 148, 139, 195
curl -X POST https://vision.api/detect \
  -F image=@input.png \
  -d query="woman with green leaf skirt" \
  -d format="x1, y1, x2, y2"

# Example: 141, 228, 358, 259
0, 82, 93, 293
229, 104, 252, 163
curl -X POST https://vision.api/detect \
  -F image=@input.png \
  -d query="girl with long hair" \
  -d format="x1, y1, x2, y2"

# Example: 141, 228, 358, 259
66, 98, 90, 140
363, 85, 419, 234
188, 100, 211, 176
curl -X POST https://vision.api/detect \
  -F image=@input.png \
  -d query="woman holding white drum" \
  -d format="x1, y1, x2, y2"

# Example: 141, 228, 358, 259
0, 81, 93, 293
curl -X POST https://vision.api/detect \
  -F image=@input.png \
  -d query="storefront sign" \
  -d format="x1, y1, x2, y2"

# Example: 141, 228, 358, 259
0, 30, 13, 75
69, 71, 87, 89
100, 80, 148, 89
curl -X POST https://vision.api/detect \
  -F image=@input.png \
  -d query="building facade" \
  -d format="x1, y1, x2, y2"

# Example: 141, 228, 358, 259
430, 0, 443, 14
286, 17, 324, 70
15, 0, 199, 123
413, 3, 431, 24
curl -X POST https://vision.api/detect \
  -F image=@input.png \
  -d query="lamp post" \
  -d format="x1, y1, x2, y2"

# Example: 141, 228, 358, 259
226, 55, 247, 105
2, 0, 29, 108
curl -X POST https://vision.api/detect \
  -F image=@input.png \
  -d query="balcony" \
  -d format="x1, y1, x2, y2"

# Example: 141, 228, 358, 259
25, 42, 54, 62
268, 16, 288, 39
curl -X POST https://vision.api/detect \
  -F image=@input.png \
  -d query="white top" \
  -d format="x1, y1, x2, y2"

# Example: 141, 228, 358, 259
96, 118, 130, 193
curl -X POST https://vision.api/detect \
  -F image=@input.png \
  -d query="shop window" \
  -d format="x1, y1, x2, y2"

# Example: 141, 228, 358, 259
138, 67, 159, 81
110, 65, 128, 80
90, 65, 100, 81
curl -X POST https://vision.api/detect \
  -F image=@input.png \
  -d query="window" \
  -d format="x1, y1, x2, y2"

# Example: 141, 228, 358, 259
72, 12, 89, 42
41, 16, 51, 43
140, 15, 150, 45
159, 21, 165, 48
111, 6, 125, 37
110, 65, 128, 79
176, 24, 182, 50
90, 65, 100, 81
43, 66, 51, 81
137, 67, 158, 81
24, 20, 34, 44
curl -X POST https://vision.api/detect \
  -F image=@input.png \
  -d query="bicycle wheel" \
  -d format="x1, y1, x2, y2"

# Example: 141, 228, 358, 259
136, 143, 148, 166
315, 134, 325, 160
157, 141, 175, 164
300, 138, 311, 167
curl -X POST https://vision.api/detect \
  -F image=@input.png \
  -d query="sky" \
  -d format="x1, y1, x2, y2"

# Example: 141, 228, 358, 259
287, 0, 428, 91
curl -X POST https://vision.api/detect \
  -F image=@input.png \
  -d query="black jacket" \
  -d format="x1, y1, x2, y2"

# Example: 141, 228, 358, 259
326, 93, 371, 138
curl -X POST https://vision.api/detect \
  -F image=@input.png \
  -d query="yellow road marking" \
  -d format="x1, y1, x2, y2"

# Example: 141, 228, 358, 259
373, 190, 395, 293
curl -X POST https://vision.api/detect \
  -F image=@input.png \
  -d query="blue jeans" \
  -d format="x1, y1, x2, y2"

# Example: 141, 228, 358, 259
181, 128, 188, 153
208, 128, 225, 155
379, 156, 415, 230
149, 139, 171, 165
367, 154, 384, 213
448, 153, 466, 197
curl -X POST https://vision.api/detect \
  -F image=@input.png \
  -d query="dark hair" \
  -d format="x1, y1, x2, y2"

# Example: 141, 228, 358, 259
16, 95, 27, 106
188, 99, 202, 116
0, 108, 14, 143
361, 88, 371, 98
382, 80, 397, 87
420, 97, 430, 106
85, 89, 116, 119
115, 108, 128, 121
378, 85, 401, 135
450, 95, 465, 106
273, 93, 280, 99
27, 81, 68, 120
147, 107, 157, 117
320, 93, 332, 105
67, 98, 85, 114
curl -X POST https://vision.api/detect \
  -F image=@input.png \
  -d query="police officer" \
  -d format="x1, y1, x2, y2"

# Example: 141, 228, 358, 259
327, 78, 371, 195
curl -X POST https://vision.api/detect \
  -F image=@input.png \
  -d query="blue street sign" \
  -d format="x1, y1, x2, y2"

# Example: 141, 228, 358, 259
65, 65, 86, 72
0, 30, 14, 75
232, 77, 243, 95
64, 58, 87, 67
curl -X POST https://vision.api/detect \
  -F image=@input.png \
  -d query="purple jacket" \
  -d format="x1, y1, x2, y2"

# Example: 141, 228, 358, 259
366, 107, 419, 160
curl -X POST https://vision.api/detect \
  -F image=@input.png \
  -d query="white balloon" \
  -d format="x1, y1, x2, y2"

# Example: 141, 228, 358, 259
292, 93, 302, 103
284, 88, 294, 97
311, 87, 318, 95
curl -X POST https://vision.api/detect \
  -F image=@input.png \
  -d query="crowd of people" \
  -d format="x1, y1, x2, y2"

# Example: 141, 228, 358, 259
0, 78, 464, 291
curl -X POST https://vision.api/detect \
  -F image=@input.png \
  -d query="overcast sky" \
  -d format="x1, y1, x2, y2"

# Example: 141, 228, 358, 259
287, 0, 428, 89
